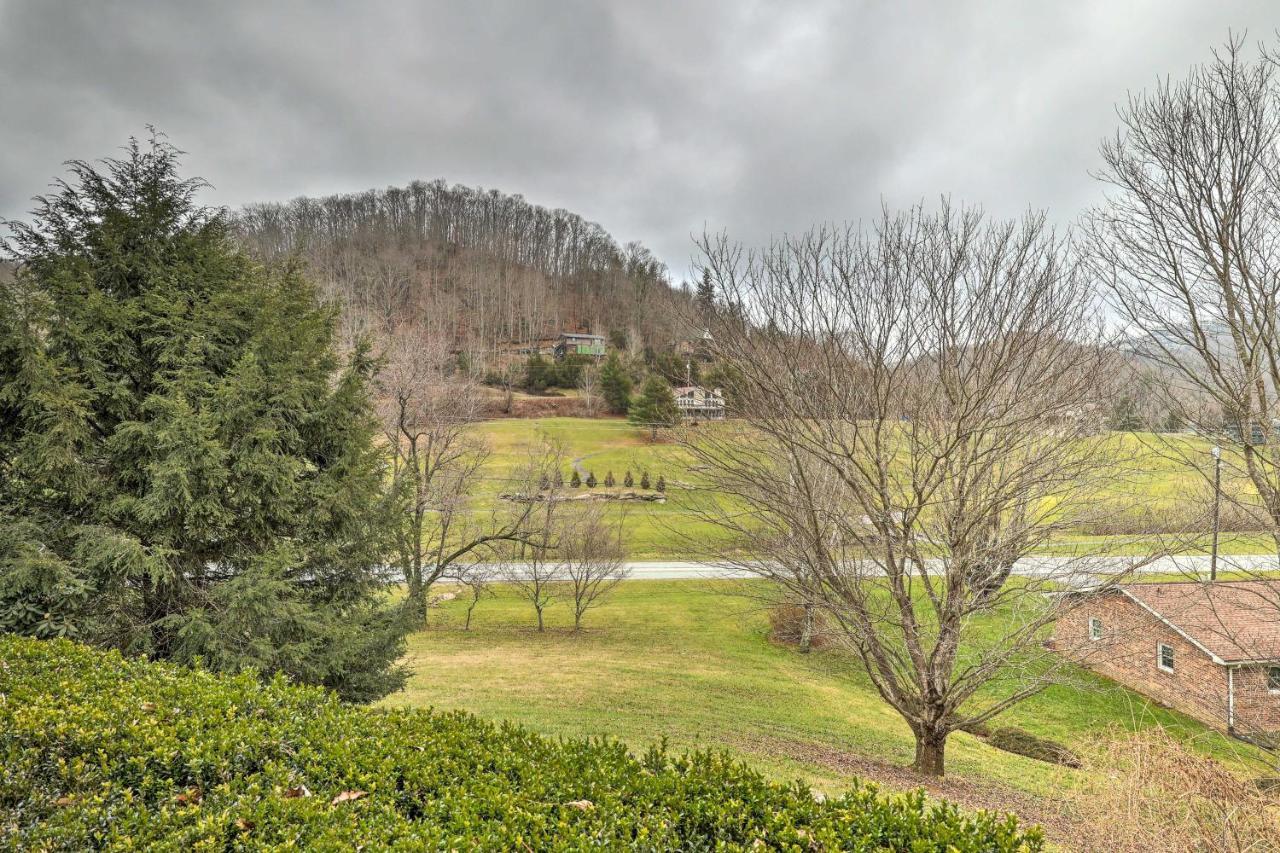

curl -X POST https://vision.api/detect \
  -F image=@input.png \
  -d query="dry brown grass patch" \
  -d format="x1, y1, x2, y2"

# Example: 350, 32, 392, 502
1069, 726, 1280, 852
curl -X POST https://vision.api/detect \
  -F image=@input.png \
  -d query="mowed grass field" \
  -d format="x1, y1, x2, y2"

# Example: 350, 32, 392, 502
471, 417, 735, 557
382, 580, 1263, 802
467, 417, 1277, 558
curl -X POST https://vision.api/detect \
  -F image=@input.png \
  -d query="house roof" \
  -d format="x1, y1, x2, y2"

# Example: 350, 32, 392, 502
1114, 580, 1280, 664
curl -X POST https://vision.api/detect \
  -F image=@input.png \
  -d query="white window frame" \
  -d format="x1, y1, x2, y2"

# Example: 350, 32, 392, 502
1157, 642, 1175, 673
1089, 617, 1102, 641
1268, 666, 1280, 694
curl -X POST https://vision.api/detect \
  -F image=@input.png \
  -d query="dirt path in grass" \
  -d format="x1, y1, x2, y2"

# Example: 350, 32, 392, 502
570, 452, 597, 479
732, 733, 1090, 849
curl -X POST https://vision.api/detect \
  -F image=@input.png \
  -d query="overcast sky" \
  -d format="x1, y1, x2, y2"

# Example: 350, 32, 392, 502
3, 1, 1279, 279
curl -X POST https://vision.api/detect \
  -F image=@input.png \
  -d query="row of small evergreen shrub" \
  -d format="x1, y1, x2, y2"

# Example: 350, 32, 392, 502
541, 469, 665, 490
0, 636, 1042, 850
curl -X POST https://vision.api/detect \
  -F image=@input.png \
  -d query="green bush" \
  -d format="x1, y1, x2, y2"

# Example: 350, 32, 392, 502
987, 727, 1080, 768
0, 636, 1043, 850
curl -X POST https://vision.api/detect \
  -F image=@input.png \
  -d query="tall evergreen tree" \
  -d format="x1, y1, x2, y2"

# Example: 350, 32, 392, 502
0, 135, 407, 702
523, 354, 552, 393
1107, 395, 1144, 432
696, 269, 716, 314
628, 374, 680, 428
599, 351, 632, 414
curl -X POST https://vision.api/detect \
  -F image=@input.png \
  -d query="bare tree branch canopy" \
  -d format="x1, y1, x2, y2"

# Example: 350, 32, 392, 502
1089, 36, 1280, 545
687, 203, 1142, 775
562, 502, 630, 631
503, 439, 567, 632
378, 324, 535, 623
448, 558, 497, 631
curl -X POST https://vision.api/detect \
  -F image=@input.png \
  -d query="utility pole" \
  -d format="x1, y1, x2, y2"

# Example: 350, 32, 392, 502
1211, 445, 1222, 582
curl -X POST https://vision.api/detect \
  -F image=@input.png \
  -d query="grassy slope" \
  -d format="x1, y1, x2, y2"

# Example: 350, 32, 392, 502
383, 580, 1262, 799
469, 418, 1276, 559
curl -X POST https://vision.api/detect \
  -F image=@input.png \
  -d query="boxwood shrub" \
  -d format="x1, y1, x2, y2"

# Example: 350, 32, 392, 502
0, 636, 1043, 850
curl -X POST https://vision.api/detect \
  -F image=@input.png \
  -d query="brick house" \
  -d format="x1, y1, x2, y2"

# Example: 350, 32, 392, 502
1052, 580, 1280, 738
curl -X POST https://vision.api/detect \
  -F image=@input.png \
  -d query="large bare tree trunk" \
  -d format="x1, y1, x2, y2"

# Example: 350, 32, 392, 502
913, 728, 947, 777
798, 603, 814, 654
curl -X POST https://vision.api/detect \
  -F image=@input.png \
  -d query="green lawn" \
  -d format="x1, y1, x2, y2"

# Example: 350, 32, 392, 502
468, 418, 1276, 559
382, 579, 1263, 801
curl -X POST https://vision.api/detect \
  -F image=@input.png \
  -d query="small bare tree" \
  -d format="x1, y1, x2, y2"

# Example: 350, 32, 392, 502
504, 439, 566, 631
579, 365, 601, 416
449, 559, 497, 631
1072, 727, 1280, 852
561, 502, 630, 630
687, 204, 1143, 776
379, 325, 534, 624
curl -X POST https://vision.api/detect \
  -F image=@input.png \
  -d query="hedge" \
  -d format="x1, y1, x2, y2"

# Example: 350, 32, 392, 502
0, 636, 1043, 850
987, 727, 1081, 769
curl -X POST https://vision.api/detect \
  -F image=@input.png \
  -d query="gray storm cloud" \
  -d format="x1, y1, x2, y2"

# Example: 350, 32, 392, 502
2, 0, 1278, 278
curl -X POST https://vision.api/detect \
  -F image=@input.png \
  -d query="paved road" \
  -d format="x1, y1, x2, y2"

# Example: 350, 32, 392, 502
588, 553, 1280, 583
455, 553, 1280, 586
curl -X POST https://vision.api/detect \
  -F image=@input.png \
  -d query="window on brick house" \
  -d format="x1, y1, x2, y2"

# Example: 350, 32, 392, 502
1089, 617, 1102, 640
1268, 666, 1280, 693
1158, 643, 1175, 673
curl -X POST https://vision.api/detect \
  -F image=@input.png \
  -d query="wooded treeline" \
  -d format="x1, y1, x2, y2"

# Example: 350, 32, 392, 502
234, 180, 693, 364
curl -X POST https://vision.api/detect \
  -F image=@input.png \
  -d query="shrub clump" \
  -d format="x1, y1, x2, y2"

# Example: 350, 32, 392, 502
987, 727, 1080, 768
768, 603, 829, 650
0, 636, 1043, 850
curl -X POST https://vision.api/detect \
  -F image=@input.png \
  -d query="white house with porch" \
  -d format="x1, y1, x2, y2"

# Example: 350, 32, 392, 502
673, 385, 725, 421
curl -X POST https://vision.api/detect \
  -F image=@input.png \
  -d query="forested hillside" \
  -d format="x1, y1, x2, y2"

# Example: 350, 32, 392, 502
235, 181, 695, 367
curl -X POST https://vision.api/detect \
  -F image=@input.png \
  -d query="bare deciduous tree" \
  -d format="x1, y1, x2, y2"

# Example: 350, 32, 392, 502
1087, 41, 1280, 763
578, 364, 601, 417
379, 325, 534, 623
504, 440, 567, 631
686, 204, 1141, 776
449, 559, 497, 631
1089, 36, 1280, 545
561, 502, 630, 630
